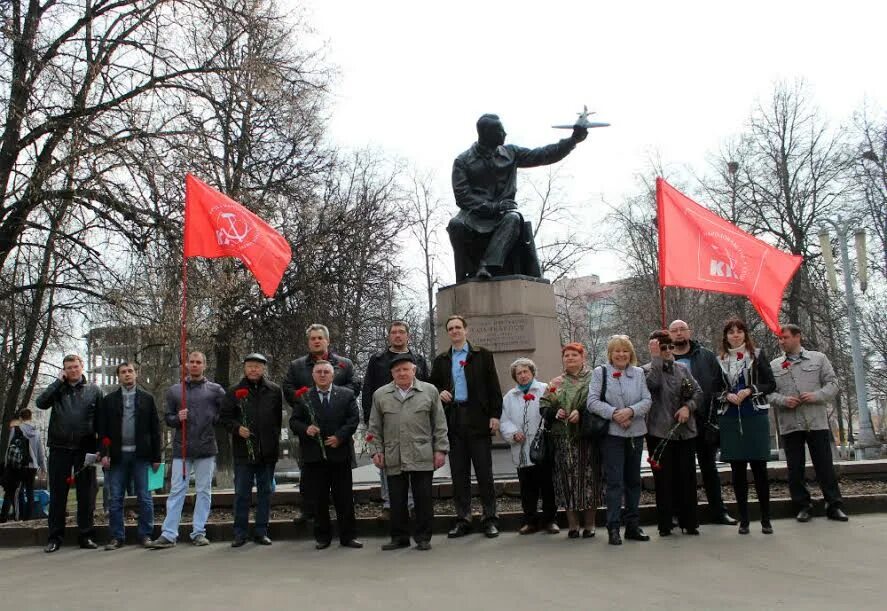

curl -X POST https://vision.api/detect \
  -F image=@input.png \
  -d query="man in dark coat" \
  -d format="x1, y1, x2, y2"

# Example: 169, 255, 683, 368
361, 320, 429, 519
220, 353, 283, 547
669, 319, 737, 525
36, 354, 104, 553
429, 315, 503, 538
282, 323, 360, 523
98, 361, 161, 550
448, 113, 588, 280
289, 360, 362, 550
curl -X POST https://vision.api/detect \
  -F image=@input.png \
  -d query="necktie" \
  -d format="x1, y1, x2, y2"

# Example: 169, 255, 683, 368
321, 392, 329, 410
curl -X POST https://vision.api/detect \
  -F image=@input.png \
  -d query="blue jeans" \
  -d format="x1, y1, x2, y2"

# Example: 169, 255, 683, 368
602, 435, 644, 530
161, 457, 215, 542
233, 463, 275, 539
108, 451, 153, 541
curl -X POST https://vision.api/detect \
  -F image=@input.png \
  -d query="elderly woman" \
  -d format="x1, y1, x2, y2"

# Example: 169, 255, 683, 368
588, 335, 652, 545
500, 358, 558, 535
717, 317, 776, 535
539, 343, 602, 539
644, 330, 704, 537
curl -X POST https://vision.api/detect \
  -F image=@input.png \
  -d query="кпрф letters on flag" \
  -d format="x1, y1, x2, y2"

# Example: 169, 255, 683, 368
184, 173, 292, 297
656, 177, 802, 333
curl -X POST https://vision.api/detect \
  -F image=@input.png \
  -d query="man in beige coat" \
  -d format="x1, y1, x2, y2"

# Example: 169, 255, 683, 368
368, 354, 449, 550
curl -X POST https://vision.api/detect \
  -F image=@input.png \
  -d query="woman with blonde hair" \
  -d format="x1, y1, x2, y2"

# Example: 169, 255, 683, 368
589, 335, 652, 545
539, 343, 602, 539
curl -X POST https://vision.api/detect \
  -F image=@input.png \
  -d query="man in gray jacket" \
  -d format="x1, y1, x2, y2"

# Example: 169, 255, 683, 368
769, 324, 847, 523
368, 354, 448, 551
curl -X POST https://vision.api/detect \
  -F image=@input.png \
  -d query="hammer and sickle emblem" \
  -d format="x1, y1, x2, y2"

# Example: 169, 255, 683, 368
216, 212, 250, 246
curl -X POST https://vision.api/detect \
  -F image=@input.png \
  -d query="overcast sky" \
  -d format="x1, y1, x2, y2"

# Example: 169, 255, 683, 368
295, 0, 887, 283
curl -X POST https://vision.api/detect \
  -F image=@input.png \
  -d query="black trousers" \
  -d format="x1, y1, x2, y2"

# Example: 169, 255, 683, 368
782, 430, 843, 511
448, 431, 497, 523
648, 436, 698, 532
1, 467, 36, 521
302, 460, 356, 544
730, 460, 770, 524
693, 433, 727, 514
516, 463, 556, 527
48, 448, 96, 543
388, 470, 433, 544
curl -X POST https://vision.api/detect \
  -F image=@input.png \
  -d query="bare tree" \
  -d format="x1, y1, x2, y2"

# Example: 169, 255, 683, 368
406, 170, 445, 352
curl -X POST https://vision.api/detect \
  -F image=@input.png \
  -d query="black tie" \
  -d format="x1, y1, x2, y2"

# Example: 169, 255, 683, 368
320, 392, 329, 410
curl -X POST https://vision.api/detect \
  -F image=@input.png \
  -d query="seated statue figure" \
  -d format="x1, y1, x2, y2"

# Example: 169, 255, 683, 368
448, 113, 587, 281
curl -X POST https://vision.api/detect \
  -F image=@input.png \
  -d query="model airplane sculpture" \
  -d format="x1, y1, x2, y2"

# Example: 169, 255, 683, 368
552, 105, 610, 129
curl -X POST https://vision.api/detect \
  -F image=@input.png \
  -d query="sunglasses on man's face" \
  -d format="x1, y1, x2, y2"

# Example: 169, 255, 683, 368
659, 343, 676, 351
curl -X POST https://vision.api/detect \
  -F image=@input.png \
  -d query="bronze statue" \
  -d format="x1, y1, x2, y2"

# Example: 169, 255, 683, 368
448, 113, 588, 282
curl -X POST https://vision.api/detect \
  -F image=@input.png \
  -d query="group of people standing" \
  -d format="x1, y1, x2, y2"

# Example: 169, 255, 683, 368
10, 313, 848, 554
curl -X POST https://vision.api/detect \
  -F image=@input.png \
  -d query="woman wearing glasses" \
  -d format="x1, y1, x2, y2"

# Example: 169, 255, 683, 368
644, 330, 703, 537
717, 318, 777, 534
588, 335, 652, 545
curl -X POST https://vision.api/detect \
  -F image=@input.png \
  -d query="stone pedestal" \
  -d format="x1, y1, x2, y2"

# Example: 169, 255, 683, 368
435, 276, 562, 386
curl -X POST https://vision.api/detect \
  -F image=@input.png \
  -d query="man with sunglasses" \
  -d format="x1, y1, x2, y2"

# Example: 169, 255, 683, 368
668, 320, 737, 526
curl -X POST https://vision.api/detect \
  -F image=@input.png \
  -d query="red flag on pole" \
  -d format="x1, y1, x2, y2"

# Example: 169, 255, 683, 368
656, 177, 802, 333
184, 173, 292, 297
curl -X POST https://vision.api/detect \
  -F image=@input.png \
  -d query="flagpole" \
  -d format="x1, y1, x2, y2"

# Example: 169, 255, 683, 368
180, 181, 190, 479
656, 177, 668, 329
660, 285, 667, 329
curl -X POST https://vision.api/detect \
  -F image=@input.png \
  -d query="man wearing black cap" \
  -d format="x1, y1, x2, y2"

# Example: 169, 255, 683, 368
220, 353, 283, 547
368, 353, 449, 550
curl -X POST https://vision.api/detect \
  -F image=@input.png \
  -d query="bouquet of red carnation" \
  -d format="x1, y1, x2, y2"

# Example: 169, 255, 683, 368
234, 387, 256, 462
293, 386, 326, 460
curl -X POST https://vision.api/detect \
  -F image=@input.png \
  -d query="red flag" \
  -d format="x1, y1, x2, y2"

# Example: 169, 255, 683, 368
656, 178, 802, 333
184, 173, 292, 297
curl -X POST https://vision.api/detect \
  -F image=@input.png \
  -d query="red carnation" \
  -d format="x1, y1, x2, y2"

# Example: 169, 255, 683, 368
338, 362, 347, 369
65, 475, 75, 486
365, 433, 375, 443
613, 371, 622, 379
652, 461, 663, 471
736, 352, 744, 360
102, 436, 112, 448
782, 360, 791, 369
234, 388, 249, 400
294, 386, 310, 398
523, 393, 536, 401
459, 360, 466, 367
548, 386, 558, 394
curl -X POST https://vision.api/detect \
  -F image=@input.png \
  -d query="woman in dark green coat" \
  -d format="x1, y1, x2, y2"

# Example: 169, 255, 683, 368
717, 318, 777, 535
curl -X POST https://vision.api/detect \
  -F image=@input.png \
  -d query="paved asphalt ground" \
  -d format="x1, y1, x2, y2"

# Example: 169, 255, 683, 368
0, 514, 883, 610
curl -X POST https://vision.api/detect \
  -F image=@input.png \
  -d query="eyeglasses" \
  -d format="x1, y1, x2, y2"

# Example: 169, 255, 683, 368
659, 343, 676, 351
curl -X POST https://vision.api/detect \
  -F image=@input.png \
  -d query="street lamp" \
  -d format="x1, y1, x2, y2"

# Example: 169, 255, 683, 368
818, 218, 879, 459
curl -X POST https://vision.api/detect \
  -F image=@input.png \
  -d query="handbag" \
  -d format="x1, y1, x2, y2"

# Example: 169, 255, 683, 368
528, 418, 550, 464
580, 366, 611, 441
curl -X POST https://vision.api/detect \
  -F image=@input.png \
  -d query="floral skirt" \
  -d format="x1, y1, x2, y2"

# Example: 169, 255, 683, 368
551, 435, 602, 512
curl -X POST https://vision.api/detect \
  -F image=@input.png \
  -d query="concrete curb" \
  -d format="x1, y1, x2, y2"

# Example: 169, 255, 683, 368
3, 493, 885, 547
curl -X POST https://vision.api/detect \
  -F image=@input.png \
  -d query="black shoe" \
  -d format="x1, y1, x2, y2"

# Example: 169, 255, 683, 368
738, 523, 750, 535
315, 540, 331, 550
567, 529, 580, 539
79, 538, 98, 550
796, 507, 812, 523
484, 522, 499, 538
658, 529, 672, 537
826, 507, 849, 522
608, 529, 622, 546
715, 512, 738, 526
761, 520, 773, 534
447, 522, 472, 538
104, 539, 124, 551
582, 528, 595, 539
254, 535, 272, 546
624, 527, 650, 542
682, 527, 700, 535
44, 541, 61, 553
231, 537, 248, 548
381, 539, 410, 551
415, 541, 432, 551
340, 539, 363, 549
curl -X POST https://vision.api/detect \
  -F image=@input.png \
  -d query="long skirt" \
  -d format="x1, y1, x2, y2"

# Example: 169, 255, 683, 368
551, 434, 602, 512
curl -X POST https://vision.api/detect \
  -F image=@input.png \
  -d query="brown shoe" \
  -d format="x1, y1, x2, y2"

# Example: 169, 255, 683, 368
518, 524, 537, 535
543, 523, 561, 534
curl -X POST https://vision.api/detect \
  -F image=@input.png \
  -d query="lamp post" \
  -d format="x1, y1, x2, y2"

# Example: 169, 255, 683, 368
818, 218, 880, 459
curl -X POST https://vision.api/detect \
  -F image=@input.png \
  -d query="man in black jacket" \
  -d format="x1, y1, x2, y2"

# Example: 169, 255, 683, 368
282, 323, 361, 523
290, 360, 362, 550
98, 362, 161, 550
429, 315, 503, 538
220, 353, 283, 547
669, 320, 737, 525
362, 320, 429, 519
36, 354, 104, 553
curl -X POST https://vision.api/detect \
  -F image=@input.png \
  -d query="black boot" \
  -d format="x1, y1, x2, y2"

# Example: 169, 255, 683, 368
607, 528, 622, 546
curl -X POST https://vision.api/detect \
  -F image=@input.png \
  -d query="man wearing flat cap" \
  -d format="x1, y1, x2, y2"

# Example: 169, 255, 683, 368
368, 353, 449, 551
219, 353, 283, 547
